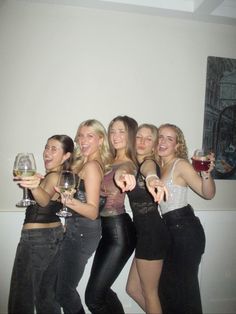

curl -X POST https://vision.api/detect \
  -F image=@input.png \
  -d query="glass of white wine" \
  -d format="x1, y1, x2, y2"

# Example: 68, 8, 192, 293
56, 170, 75, 217
13, 153, 37, 207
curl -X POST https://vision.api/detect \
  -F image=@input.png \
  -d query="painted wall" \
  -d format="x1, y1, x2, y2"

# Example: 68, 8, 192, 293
0, 1, 236, 313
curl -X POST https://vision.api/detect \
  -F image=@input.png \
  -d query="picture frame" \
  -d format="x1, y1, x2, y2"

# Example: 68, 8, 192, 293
202, 56, 236, 180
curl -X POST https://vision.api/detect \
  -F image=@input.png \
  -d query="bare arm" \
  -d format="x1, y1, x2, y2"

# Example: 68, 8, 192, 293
18, 172, 60, 207
176, 158, 216, 199
140, 159, 168, 203
63, 161, 103, 220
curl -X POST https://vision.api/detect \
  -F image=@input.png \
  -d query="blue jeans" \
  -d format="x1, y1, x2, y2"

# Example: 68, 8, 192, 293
56, 216, 101, 314
159, 205, 206, 314
8, 225, 64, 314
85, 213, 136, 314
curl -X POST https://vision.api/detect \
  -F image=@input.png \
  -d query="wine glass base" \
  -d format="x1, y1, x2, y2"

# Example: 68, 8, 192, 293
16, 199, 36, 207
56, 210, 72, 218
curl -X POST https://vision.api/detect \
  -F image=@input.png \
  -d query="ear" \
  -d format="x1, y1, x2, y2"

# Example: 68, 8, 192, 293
63, 152, 71, 163
175, 143, 179, 152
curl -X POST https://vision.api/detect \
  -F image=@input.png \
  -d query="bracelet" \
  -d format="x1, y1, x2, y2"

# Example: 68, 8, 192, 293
145, 174, 159, 182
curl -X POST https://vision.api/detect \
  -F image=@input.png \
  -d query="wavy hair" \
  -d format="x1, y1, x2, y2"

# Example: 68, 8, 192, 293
72, 119, 112, 173
158, 123, 188, 160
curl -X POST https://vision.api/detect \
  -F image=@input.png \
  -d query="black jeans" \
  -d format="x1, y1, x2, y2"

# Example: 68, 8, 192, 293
56, 216, 101, 314
85, 213, 136, 314
159, 205, 206, 314
8, 225, 64, 314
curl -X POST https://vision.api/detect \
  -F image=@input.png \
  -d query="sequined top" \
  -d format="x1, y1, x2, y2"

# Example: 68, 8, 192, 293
100, 164, 126, 217
159, 159, 188, 214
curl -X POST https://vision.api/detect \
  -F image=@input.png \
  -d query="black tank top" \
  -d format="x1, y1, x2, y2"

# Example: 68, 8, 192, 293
23, 171, 61, 224
70, 172, 106, 216
127, 160, 161, 216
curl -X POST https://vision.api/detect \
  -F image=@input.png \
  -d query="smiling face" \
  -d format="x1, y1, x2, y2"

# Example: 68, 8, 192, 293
43, 139, 70, 172
109, 120, 128, 152
76, 125, 103, 159
157, 126, 178, 159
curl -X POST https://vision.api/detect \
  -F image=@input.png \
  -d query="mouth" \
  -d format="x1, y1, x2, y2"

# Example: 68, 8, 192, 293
158, 145, 167, 152
80, 145, 89, 153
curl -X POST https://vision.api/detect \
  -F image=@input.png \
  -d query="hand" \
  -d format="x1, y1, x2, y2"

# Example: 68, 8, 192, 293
54, 186, 76, 203
201, 152, 215, 178
17, 173, 44, 190
114, 172, 136, 193
146, 177, 168, 203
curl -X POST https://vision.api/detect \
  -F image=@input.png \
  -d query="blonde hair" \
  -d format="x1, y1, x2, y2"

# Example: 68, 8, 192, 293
158, 123, 188, 160
72, 119, 112, 173
137, 123, 159, 161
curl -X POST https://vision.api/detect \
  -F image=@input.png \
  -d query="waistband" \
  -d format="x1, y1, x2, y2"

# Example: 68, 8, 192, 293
21, 224, 64, 239
101, 213, 131, 221
68, 214, 101, 221
162, 204, 195, 225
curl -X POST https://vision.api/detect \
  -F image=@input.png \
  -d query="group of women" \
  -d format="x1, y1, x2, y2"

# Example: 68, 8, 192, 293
9, 116, 216, 314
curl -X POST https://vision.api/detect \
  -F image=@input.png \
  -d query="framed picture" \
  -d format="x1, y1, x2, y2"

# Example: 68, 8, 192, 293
202, 56, 236, 180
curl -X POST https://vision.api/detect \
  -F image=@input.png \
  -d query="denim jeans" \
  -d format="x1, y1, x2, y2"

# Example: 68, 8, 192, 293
85, 213, 136, 314
159, 206, 206, 314
8, 225, 64, 314
56, 216, 101, 314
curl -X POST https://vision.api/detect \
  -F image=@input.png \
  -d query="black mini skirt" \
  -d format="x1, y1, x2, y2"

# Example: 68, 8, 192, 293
133, 209, 171, 260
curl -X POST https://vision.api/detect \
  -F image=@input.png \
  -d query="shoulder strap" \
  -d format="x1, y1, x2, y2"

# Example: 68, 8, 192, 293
170, 158, 180, 181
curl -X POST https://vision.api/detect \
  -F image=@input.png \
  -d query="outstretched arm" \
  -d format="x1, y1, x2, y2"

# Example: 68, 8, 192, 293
140, 159, 168, 203
114, 161, 136, 192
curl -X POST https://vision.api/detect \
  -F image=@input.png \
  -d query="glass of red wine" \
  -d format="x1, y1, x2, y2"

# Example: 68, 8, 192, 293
191, 149, 211, 172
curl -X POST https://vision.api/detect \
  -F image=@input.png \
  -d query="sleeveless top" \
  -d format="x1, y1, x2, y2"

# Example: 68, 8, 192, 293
159, 158, 188, 215
71, 172, 106, 217
24, 172, 61, 224
127, 160, 161, 216
100, 164, 126, 217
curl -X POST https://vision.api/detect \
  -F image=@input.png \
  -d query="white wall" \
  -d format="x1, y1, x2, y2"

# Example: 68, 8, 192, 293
0, 1, 236, 313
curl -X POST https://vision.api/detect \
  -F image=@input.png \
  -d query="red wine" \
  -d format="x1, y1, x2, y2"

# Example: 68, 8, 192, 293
192, 158, 210, 172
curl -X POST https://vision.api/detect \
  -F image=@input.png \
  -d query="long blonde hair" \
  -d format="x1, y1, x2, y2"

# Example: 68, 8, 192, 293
137, 123, 159, 161
72, 119, 112, 173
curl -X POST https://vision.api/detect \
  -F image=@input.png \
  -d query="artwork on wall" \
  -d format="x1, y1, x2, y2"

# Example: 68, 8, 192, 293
202, 56, 236, 180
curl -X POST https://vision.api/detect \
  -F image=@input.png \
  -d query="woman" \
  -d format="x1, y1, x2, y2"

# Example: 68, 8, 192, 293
56, 119, 111, 314
156, 123, 216, 314
115, 124, 170, 314
8, 134, 74, 314
85, 116, 137, 314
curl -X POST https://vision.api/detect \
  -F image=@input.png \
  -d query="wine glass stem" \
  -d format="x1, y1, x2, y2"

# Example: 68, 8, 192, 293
63, 195, 68, 212
23, 187, 30, 200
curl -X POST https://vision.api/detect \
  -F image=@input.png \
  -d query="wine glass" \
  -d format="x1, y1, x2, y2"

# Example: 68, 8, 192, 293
13, 153, 37, 207
56, 170, 76, 217
191, 149, 211, 172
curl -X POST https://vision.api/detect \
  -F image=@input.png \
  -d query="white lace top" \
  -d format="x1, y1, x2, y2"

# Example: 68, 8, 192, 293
159, 159, 188, 215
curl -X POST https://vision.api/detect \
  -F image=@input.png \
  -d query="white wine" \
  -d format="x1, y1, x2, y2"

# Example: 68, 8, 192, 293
13, 170, 36, 177
58, 185, 75, 194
